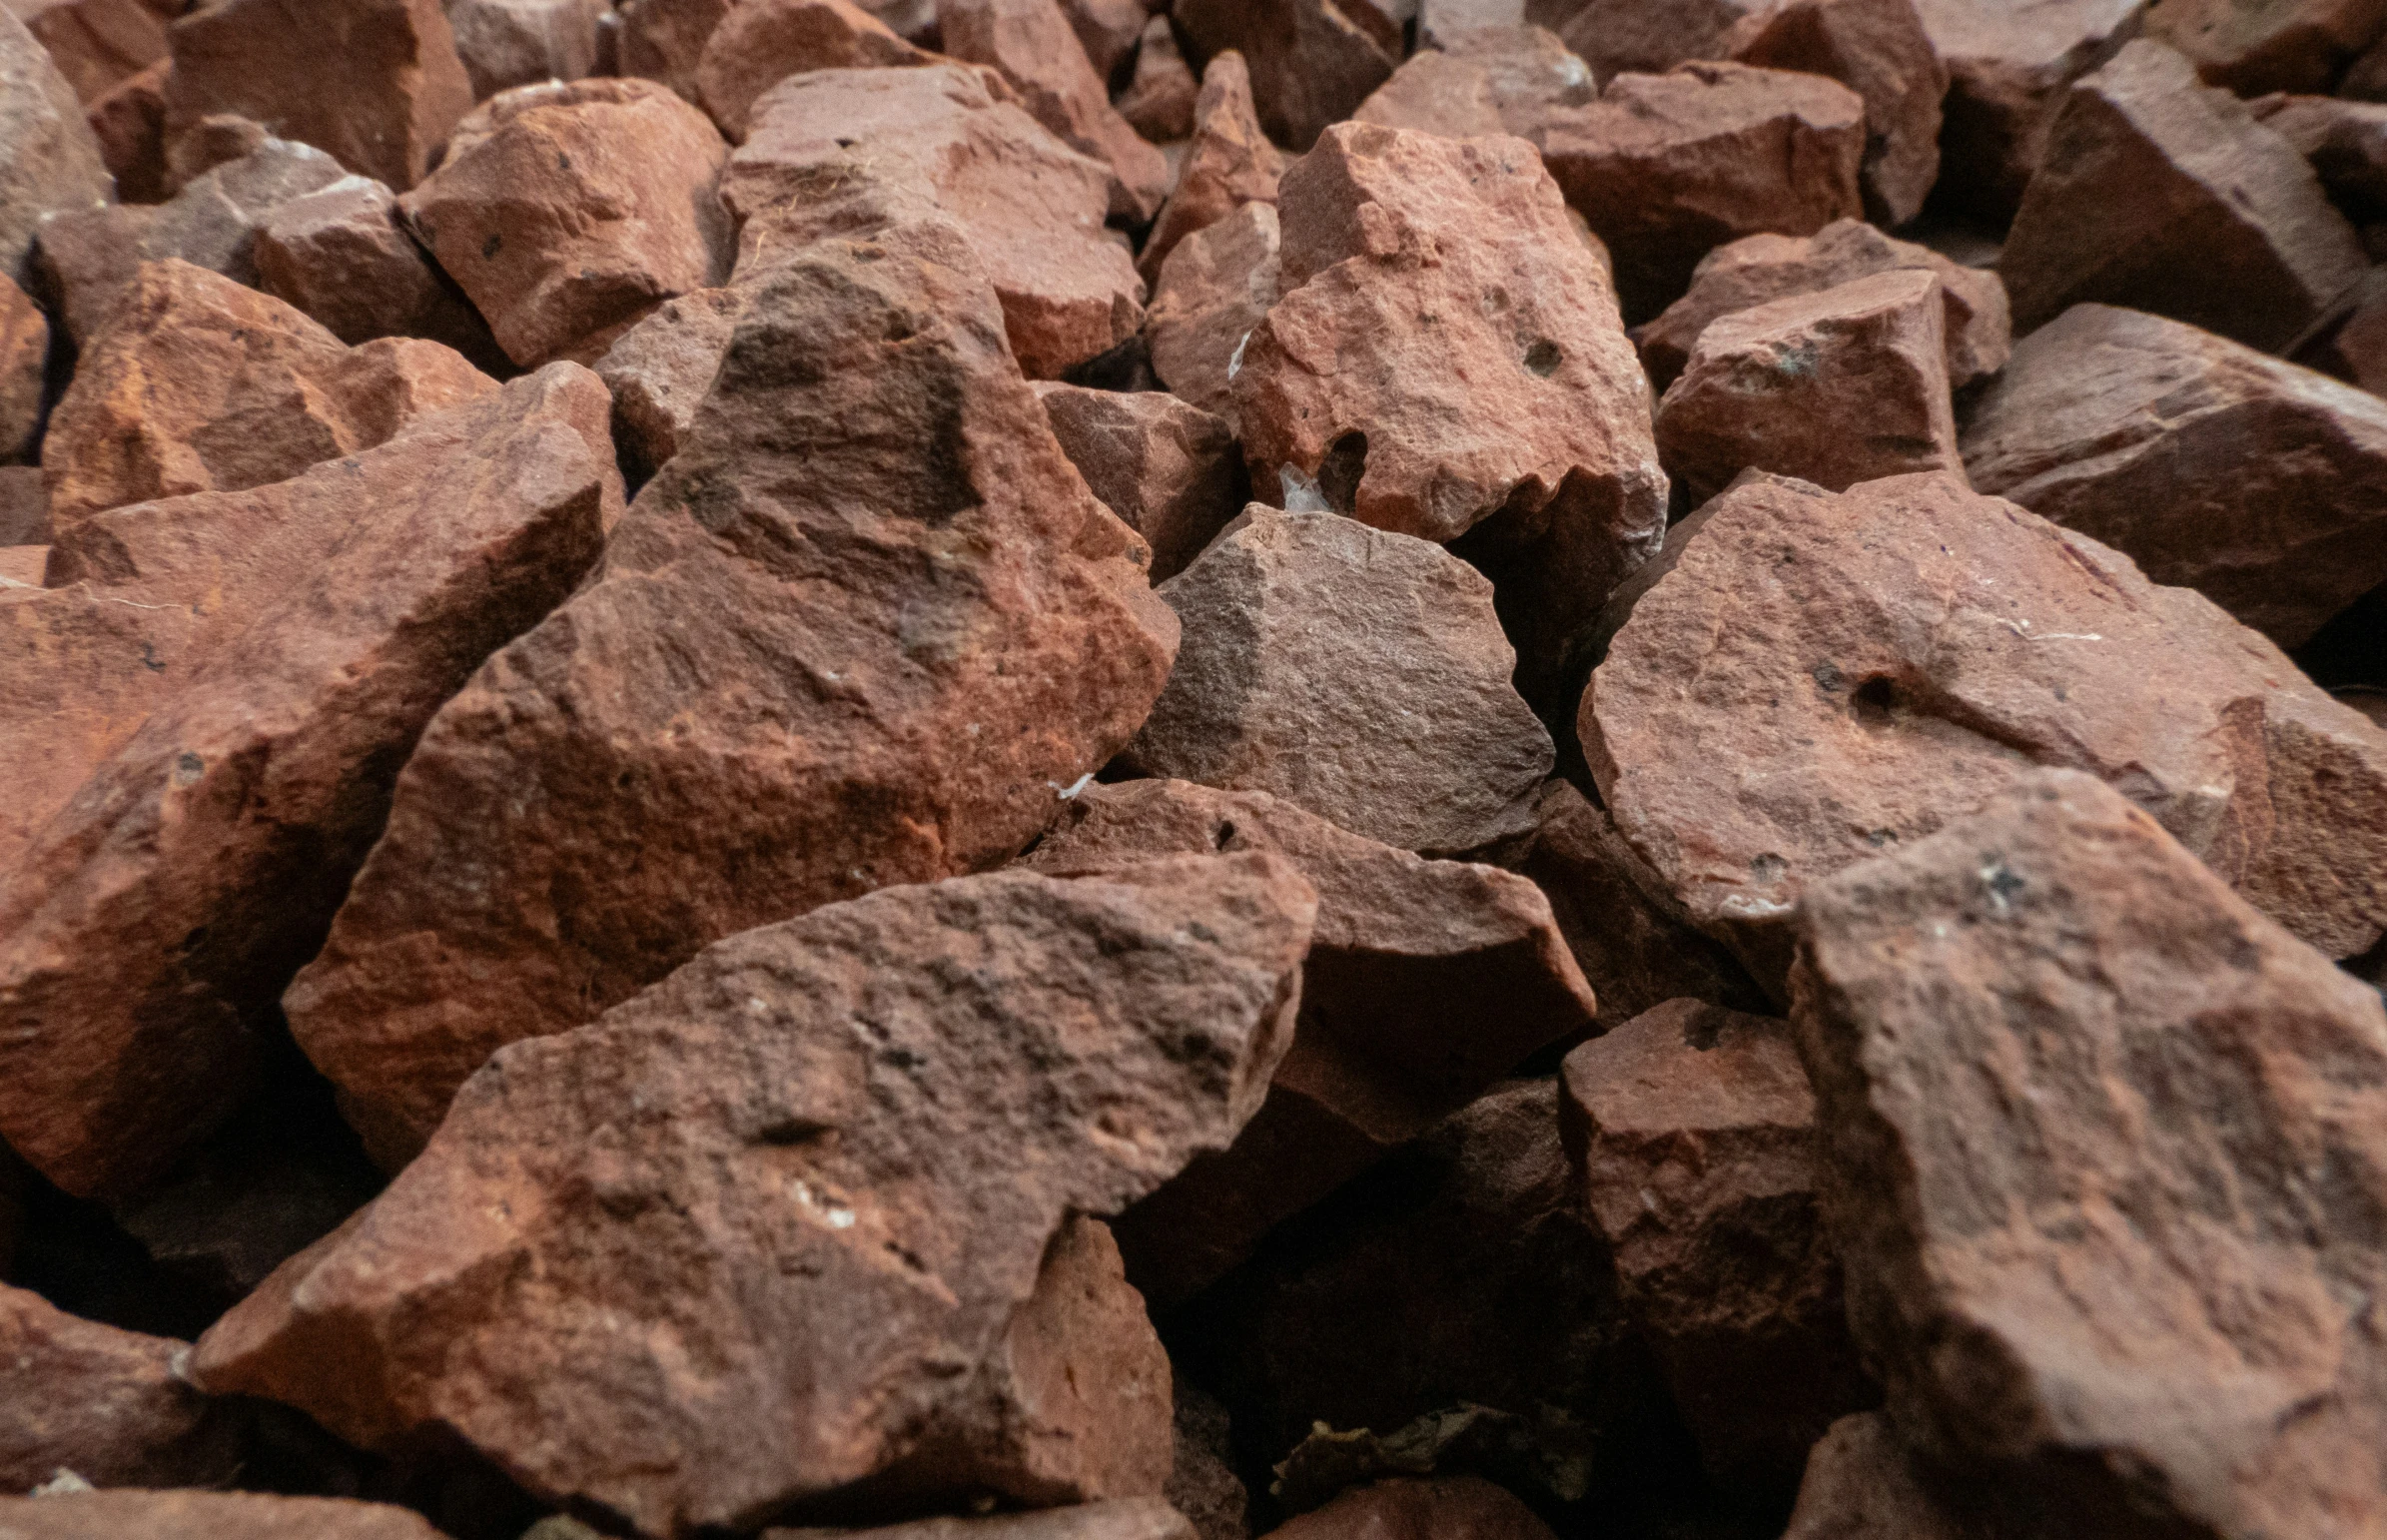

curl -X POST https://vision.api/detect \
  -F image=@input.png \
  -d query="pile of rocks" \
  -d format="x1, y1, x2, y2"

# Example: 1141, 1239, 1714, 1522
2, 0, 2385, 1538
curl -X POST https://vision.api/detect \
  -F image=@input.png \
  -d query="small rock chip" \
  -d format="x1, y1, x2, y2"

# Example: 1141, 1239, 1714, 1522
1035, 384, 1241, 580
1126, 504, 1553, 856
2251, 91, 2387, 221
941, 0, 1171, 224
447, 0, 609, 102
1171, 0, 1399, 152
1146, 199, 1278, 422
0, 1491, 450, 1539
1540, 61, 1867, 324
202, 858, 1313, 1536
1725, 0, 1947, 228
2141, 0, 2387, 93
1963, 303, 2387, 649
87, 56, 170, 204
0, 1282, 241, 1491
591, 285, 747, 481
1997, 39, 2364, 352
162, 0, 474, 192
252, 175, 500, 363
1777, 1413, 1981, 1540
1654, 267, 1961, 503
1118, 14, 1198, 143
0, 272, 42, 464
1262, 1477, 1558, 1540
0, 6, 113, 288
402, 77, 732, 368
1912, 0, 2142, 225
1793, 769, 2387, 1537
694, 0, 928, 143
765, 1500, 1199, 1540
1138, 51, 1283, 286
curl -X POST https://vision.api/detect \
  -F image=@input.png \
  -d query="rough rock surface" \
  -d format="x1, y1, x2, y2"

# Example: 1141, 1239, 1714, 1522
1146, 200, 1278, 423
1777, 1413, 1981, 1540
1035, 385, 1240, 581
2249, 91, 2387, 221
1138, 52, 1281, 286
402, 78, 732, 367
617, 0, 728, 102
1997, 39, 2365, 352
1654, 268, 1961, 503
1125, 505, 1552, 857
1354, 24, 1596, 143
1163, 1387, 1247, 1540
2141, 0, 2387, 93
1172, 0, 1399, 152
1792, 769, 2387, 1539
87, 56, 170, 205
1963, 303, 2387, 649
1725, 0, 1946, 227
1524, 0, 1761, 78
252, 175, 499, 362
0, 466, 42, 543
162, 0, 474, 191
1912, 0, 2141, 224
941, 0, 1170, 223
40, 259, 494, 529
0, 1281, 241, 1491
0, 5, 113, 288
0, 367, 617, 1199
1265, 1478, 1559, 1540
1117, 15, 1197, 143
200, 858, 1314, 1537
1585, 469, 2387, 988
1637, 219, 2010, 392
592, 285, 747, 481
766, 1500, 1199, 1540
694, 0, 929, 143
1540, 61, 1867, 323
1353, 49, 1505, 138
0, 1491, 451, 1538
447, 0, 610, 102
1422, 0, 1528, 46
0, 272, 41, 463
281, 220, 1177, 1166
10, 0, 174, 106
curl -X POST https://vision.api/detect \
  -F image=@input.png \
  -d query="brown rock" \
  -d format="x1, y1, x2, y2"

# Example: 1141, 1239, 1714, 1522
0, 464, 46, 542
1165, 1387, 1248, 1540
941, 0, 1172, 223
1353, 48, 1507, 138
0, 1282, 241, 1492
1171, 0, 1398, 152
0, 1491, 450, 1539
1636, 218, 2010, 392
1058, 0, 1149, 79
252, 175, 501, 364
163, 0, 473, 191
1421, 0, 1528, 46
1028, 778, 1597, 1299
1912, 0, 2141, 225
1997, 39, 2365, 352
1145, 199, 1276, 421
1540, 61, 1867, 323
1034, 384, 1240, 580
1124, 505, 1552, 856
11, 0, 170, 106
1261, 1478, 1558, 1540
1354, 24, 1596, 142
280, 218, 1177, 1165
1777, 1414, 1985, 1540
1963, 303, 2387, 649
1585, 469, 2387, 991
2141, 0, 2387, 91
591, 284, 746, 481
1118, 14, 1198, 142
1793, 769, 2387, 1537
0, 542, 40, 585
41, 259, 495, 530
401, 77, 732, 368
1523, 0, 1763, 79
86, 55, 168, 204
1725, 0, 1947, 227
1561, 999, 1869, 1484
447, 0, 609, 102
1654, 267, 1961, 503
1138, 51, 1282, 286
2328, 269, 2387, 397
2252, 91, 2387, 220
160, 111, 271, 196
766, 1500, 1200, 1540
202, 857, 1312, 1535
0, 5, 112, 288
0, 367, 616, 1198
694, 0, 930, 143
617, 0, 726, 102
0, 270, 41, 463
727, 65, 1145, 380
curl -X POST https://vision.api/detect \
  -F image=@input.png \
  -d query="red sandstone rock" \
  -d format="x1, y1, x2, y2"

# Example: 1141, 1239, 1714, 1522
0, 1282, 241, 1491
282, 219, 1177, 1165
160, 112, 273, 197
1724, 0, 1946, 227
766, 1500, 1200, 1540
1793, 769, 2387, 1537
1654, 268, 1961, 502
2142, 0, 2387, 92
0, 1491, 450, 1538
402, 78, 732, 367
1058, 0, 1148, 79
1912, 0, 2141, 225
0, 543, 36, 585
1034, 384, 1239, 580
0, 463, 42, 545
0, 271, 40, 463
694, 0, 929, 143
941, 0, 1171, 222
86, 56, 168, 204
617, 0, 726, 102
1118, 15, 1198, 142
11, 0, 171, 106
1354, 48, 1506, 137
1585, 469, 2387, 991
1777, 1414, 1982, 1540
1540, 61, 1867, 324
202, 857, 1312, 1535
2251, 92, 2387, 221
1997, 39, 2365, 353
1146, 199, 1276, 421
252, 175, 501, 364
1523, 0, 1762, 79
1138, 51, 1281, 286
1124, 505, 1553, 856
447, 0, 609, 102
1262, 1478, 1558, 1540
163, 0, 473, 191
1963, 303, 2387, 649
1171, 0, 1399, 152
592, 284, 746, 481
1354, 24, 1595, 142
0, 6, 111, 287
726, 65, 1145, 380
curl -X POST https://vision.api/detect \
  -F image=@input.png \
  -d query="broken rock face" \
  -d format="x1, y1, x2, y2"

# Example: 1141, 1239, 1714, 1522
1138, 51, 1283, 287
1911, 0, 2143, 225
0, 1281, 242, 1492
940, 0, 1171, 223
1172, 0, 1400, 152
1146, 199, 1279, 423
1118, 16, 1198, 143
1266, 1477, 1560, 1540
253, 175, 501, 363
1725, 0, 1947, 227
2141, 0, 2387, 93
447, 0, 610, 102
593, 285, 748, 481
0, 273, 42, 464
693, 0, 929, 143
201, 858, 1314, 1538
1034, 384, 1241, 581
0, 5, 114, 288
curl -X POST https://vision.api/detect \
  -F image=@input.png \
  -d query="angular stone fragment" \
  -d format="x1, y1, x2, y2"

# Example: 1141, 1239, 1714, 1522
0, 467, 42, 543
0, 1491, 450, 1539
2251, 92, 2387, 221
1126, 505, 1552, 855
1541, 62, 1867, 323
1963, 303, 2387, 649
941, 0, 1171, 223
1638, 219, 2009, 392
727, 66, 1144, 380
0, 1282, 241, 1491
2142, 0, 2387, 92
12, 0, 172, 106
1138, 51, 1281, 286
1794, 769, 2387, 1537
1353, 49, 1504, 137
617, 0, 726, 102
0, 271, 41, 464
592, 285, 746, 481
160, 112, 272, 196
447, 0, 609, 102
1655, 268, 1960, 502
1586, 469, 2387, 990
1146, 200, 1276, 422
1034, 384, 1239, 580
1562, 999, 1868, 1484
0, 6, 111, 288
1523, 0, 1762, 79
402, 78, 732, 367
1725, 0, 1946, 227
694, 0, 929, 143
252, 175, 500, 364
87, 56, 168, 204
1911, 0, 2141, 225
1354, 24, 1595, 142
1172, 0, 1399, 151
1118, 15, 1197, 143
1264, 1478, 1558, 1540
202, 858, 1312, 1536
765, 1500, 1199, 1540
1998, 40, 2364, 352
1057, 0, 1148, 79
41, 259, 494, 529
282, 220, 1178, 1165
1777, 1414, 1980, 1540
163, 0, 473, 191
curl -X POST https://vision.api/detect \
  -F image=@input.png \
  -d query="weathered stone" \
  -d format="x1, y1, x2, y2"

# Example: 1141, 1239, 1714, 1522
2141, 0, 2387, 92
766, 1499, 1200, 1540
1354, 48, 1506, 137
281, 220, 1177, 1165
1998, 39, 2364, 352
591, 284, 746, 481
10, 0, 171, 105
1354, 24, 1595, 142
1164, 1387, 1247, 1540
402, 77, 732, 367
41, 259, 495, 529
0, 270, 40, 463
1138, 51, 1281, 287
1118, 15, 1198, 142
2252, 91, 2387, 221
0, 1282, 241, 1491
1057, 0, 1148, 79
1034, 384, 1239, 580
1421, 0, 1527, 46
1586, 469, 2387, 992
1724, 0, 1946, 227
160, 111, 272, 197
1540, 61, 1867, 323
694, 0, 929, 143
0, 1491, 450, 1538
1523, 0, 1763, 79
86, 55, 168, 204
0, 542, 40, 585
1262, 1478, 1558, 1540
1963, 303, 2387, 649
1794, 769, 2387, 1538
1912, 0, 2142, 225
203, 857, 1311, 1535
1145, 199, 1276, 422
163, 0, 473, 191
252, 175, 501, 364
1654, 268, 1961, 503
617, 0, 726, 102
1172, 0, 1399, 152
942, 0, 1171, 223
447, 0, 609, 102
0, 6, 112, 289
1777, 1414, 1983, 1540
726, 65, 1145, 380
1125, 505, 1552, 856
1637, 218, 2010, 392
0, 465, 45, 544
